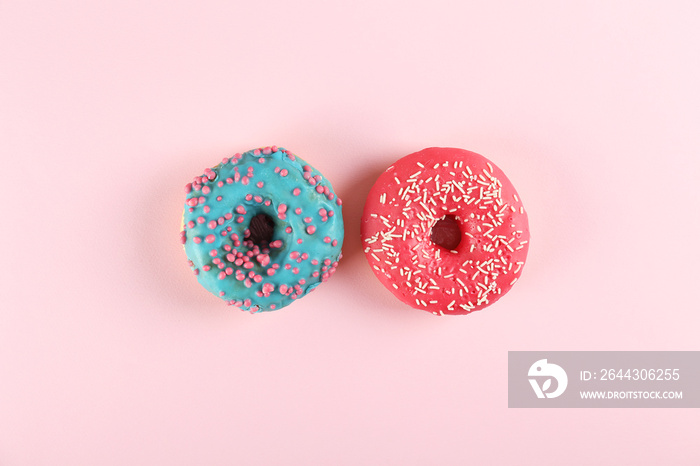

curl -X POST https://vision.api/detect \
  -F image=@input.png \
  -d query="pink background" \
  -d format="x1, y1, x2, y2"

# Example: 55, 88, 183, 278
2, 1, 699, 464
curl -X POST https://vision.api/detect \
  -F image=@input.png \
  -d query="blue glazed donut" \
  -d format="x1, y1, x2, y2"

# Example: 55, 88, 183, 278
181, 146, 344, 313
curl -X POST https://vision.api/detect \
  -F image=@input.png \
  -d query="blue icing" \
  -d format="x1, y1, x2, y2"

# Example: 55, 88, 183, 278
182, 147, 344, 312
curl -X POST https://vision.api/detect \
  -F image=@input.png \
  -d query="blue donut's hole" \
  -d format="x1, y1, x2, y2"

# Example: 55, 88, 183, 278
245, 213, 276, 248
430, 215, 461, 251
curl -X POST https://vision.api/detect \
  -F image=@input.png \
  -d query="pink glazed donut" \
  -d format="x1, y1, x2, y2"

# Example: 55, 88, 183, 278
361, 147, 529, 315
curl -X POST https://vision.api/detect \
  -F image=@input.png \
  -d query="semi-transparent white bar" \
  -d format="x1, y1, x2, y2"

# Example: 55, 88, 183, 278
508, 352, 700, 408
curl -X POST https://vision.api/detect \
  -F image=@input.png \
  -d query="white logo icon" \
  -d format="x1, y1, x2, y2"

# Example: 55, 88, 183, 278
528, 359, 568, 399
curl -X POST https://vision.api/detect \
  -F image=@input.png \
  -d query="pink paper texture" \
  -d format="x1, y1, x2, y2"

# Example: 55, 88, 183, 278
1, 1, 699, 464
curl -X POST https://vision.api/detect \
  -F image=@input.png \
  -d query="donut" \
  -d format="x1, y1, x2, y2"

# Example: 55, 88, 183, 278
361, 147, 529, 316
181, 146, 344, 313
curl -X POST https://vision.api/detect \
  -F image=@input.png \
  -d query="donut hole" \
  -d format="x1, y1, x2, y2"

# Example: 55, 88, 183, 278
245, 213, 276, 248
430, 215, 462, 251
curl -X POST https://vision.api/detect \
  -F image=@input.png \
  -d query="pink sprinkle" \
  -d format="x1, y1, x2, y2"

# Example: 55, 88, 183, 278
279, 284, 289, 295
315, 186, 323, 193
203, 265, 211, 271
257, 181, 264, 188
218, 272, 226, 280
208, 220, 217, 229
216, 196, 222, 201
253, 149, 261, 156
256, 254, 270, 266
292, 267, 299, 274
226, 267, 233, 275
290, 251, 299, 259
187, 198, 198, 207
323, 236, 331, 243
254, 196, 262, 203
278, 204, 287, 213
328, 210, 334, 217
185, 183, 192, 193
236, 205, 246, 214
205, 234, 215, 243
209, 249, 218, 257
267, 268, 275, 276
202, 186, 211, 194
203, 206, 210, 213
193, 237, 202, 244
262, 147, 271, 155
332, 240, 338, 246
243, 262, 254, 269
293, 188, 301, 196
297, 239, 303, 244
304, 217, 312, 223
285, 227, 292, 233
295, 207, 302, 214
242, 177, 249, 186
197, 216, 205, 224
187, 221, 195, 229
253, 275, 263, 283
226, 178, 233, 184
280, 169, 288, 177
306, 226, 316, 235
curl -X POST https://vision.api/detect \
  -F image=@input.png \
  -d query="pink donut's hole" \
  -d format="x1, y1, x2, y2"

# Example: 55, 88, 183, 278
430, 215, 461, 251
